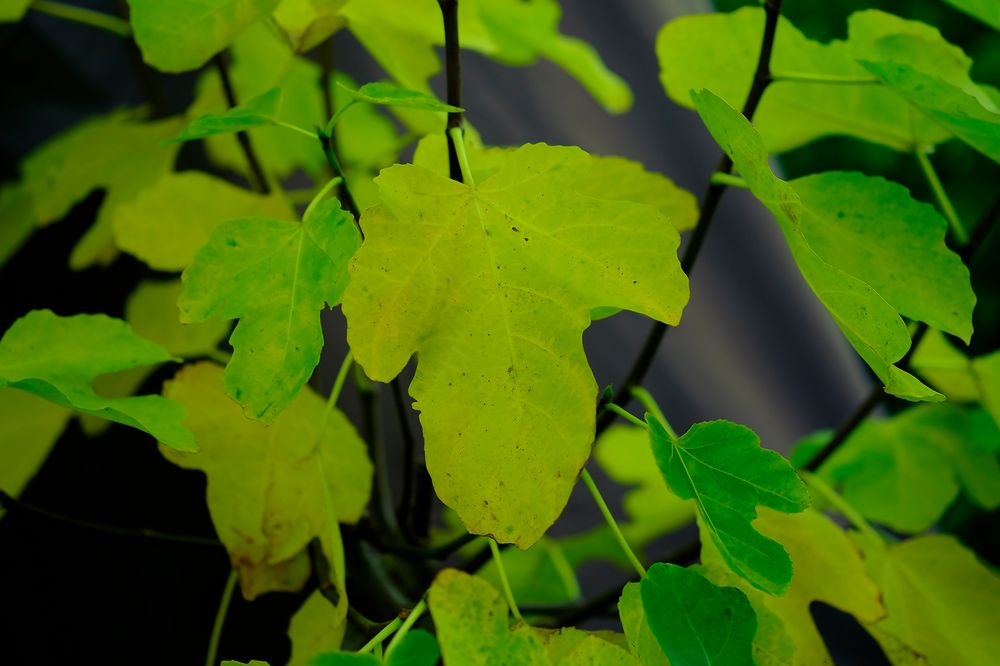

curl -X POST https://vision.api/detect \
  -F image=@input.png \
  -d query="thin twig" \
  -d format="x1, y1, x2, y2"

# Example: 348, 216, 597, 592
596, 0, 785, 435
205, 569, 238, 666
438, 0, 463, 182
0, 488, 220, 546
213, 52, 269, 194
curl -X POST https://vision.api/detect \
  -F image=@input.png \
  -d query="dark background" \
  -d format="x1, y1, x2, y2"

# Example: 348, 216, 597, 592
1, 1, 998, 664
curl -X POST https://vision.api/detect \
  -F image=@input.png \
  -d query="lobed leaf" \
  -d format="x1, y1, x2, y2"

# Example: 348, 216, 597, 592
640, 563, 758, 666
170, 88, 282, 143
180, 199, 360, 422
700, 508, 884, 665
855, 533, 1000, 665
648, 417, 809, 594
657, 7, 949, 153
127, 0, 281, 72
691, 89, 972, 400
811, 403, 1000, 533
113, 171, 294, 271
161, 362, 371, 601
344, 143, 689, 546
0, 310, 193, 451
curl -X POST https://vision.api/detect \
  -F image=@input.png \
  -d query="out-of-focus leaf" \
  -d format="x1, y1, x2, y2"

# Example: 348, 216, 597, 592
942, 0, 1000, 31
0, 391, 71, 503
477, 537, 580, 606
0, 310, 193, 451
288, 591, 349, 666
0, 0, 31, 22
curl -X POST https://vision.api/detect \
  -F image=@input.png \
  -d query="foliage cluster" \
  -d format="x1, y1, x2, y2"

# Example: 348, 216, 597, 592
2, 0, 999, 664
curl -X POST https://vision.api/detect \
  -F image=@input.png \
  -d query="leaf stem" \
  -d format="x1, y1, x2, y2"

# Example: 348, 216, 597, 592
323, 99, 357, 136
316, 128, 362, 225
580, 469, 646, 579
438, 0, 464, 182
274, 120, 318, 139
771, 71, 881, 85
0, 488, 220, 546
801, 472, 882, 543
213, 52, 270, 194
604, 403, 647, 429
631, 387, 676, 437
303, 177, 343, 222
449, 126, 475, 186
708, 172, 748, 189
489, 539, 524, 622
205, 569, 238, 666
384, 598, 429, 659
30, 0, 131, 37
596, 0, 784, 436
915, 149, 967, 243
318, 349, 354, 436
357, 616, 403, 654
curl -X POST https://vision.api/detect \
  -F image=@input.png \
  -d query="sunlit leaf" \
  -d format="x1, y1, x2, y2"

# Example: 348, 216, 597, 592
700, 508, 884, 665
640, 563, 757, 666
127, 0, 281, 72
288, 590, 349, 666
339, 81, 462, 112
856, 533, 1000, 665
0, 310, 193, 451
170, 88, 282, 143
180, 199, 360, 422
648, 416, 809, 594
14, 109, 181, 269
848, 10, 1000, 164
657, 7, 949, 153
343, 143, 689, 546
813, 404, 1000, 533
161, 362, 371, 601
692, 89, 959, 401
429, 568, 547, 664
113, 171, 293, 271
272, 0, 348, 53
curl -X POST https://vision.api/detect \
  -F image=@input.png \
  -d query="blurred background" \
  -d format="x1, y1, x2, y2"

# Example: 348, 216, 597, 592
1, 0, 998, 663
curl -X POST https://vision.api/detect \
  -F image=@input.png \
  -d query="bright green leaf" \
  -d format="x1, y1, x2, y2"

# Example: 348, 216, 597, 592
815, 403, 1000, 533
942, 0, 1000, 31
857, 534, 1000, 665
848, 11, 1000, 164
343, 143, 689, 546
127, 0, 281, 72
180, 199, 360, 422
640, 563, 757, 666
339, 81, 462, 113
428, 568, 547, 665
0, 310, 193, 451
691, 89, 949, 401
0, 0, 31, 21
308, 654, 376, 666
657, 7, 949, 153
288, 591, 350, 666
15, 109, 182, 269
0, 391, 71, 502
161, 362, 371, 601
700, 508, 884, 665
113, 171, 293, 271
618, 583, 669, 666
386, 630, 441, 666
649, 417, 809, 594
170, 88, 282, 143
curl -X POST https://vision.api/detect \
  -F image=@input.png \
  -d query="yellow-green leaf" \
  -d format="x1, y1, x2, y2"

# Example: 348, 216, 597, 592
170, 88, 282, 143
343, 143, 689, 546
618, 583, 669, 666
161, 361, 370, 601
180, 199, 360, 422
339, 81, 462, 113
113, 171, 293, 271
700, 508, 884, 666
428, 568, 547, 665
857, 534, 1000, 665
272, 0, 348, 53
287, 590, 348, 666
657, 7, 949, 153
127, 0, 281, 72
943, 0, 1000, 31
0, 391, 71, 502
912, 330, 1000, 428
0, 310, 193, 451
0, 0, 30, 22
534, 626, 638, 665
691, 89, 950, 401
